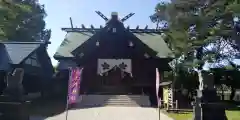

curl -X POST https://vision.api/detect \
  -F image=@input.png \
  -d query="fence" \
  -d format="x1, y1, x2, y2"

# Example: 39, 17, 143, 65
217, 91, 232, 100
158, 97, 178, 110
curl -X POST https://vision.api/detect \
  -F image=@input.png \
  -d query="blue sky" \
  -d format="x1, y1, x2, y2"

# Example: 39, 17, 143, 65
39, 0, 163, 66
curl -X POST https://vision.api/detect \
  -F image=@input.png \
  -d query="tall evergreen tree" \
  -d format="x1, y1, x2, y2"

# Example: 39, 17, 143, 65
0, 0, 51, 42
151, 0, 240, 70
151, 0, 240, 106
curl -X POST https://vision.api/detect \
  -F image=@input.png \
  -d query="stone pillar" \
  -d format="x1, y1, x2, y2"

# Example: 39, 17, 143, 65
3, 68, 25, 99
0, 68, 30, 120
193, 70, 228, 120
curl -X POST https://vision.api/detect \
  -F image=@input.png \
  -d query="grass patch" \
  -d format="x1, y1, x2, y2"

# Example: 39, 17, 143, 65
164, 110, 240, 120
226, 111, 240, 120
166, 111, 192, 120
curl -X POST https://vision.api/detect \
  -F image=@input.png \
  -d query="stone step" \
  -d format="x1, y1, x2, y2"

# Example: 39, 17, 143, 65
79, 95, 150, 107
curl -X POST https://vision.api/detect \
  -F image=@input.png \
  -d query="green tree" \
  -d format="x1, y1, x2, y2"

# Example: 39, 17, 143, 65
0, 0, 51, 42
152, 0, 240, 69
151, 0, 240, 107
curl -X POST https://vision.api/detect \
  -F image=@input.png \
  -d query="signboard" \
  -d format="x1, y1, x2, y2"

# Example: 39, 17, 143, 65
67, 67, 83, 105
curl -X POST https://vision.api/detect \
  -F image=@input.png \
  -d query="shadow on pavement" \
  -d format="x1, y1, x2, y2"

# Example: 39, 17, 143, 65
30, 97, 66, 118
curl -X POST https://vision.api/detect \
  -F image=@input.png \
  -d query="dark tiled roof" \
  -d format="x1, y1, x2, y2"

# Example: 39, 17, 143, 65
0, 44, 11, 70
134, 33, 174, 58
56, 60, 77, 70
54, 31, 174, 59
0, 42, 54, 79
5, 43, 40, 64
54, 32, 94, 58
1, 42, 41, 64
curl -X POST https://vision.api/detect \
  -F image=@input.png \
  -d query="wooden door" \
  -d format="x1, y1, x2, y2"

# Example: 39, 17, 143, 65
104, 67, 122, 86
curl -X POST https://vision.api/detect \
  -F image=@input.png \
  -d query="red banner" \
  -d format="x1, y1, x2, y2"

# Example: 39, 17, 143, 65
67, 67, 83, 105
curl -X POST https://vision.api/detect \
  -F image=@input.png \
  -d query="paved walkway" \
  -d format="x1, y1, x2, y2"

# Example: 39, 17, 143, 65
31, 106, 173, 120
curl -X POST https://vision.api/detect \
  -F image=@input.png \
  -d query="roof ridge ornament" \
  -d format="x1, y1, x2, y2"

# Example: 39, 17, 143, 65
144, 25, 148, 30
95, 11, 135, 23
111, 12, 118, 20
136, 25, 139, 30
81, 24, 85, 29
95, 11, 109, 21
90, 25, 94, 29
121, 13, 135, 22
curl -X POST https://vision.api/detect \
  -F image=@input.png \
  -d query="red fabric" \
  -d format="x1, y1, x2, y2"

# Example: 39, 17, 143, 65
67, 67, 83, 105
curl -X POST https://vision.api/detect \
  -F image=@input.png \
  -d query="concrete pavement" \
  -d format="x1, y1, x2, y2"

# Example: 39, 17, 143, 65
31, 106, 173, 120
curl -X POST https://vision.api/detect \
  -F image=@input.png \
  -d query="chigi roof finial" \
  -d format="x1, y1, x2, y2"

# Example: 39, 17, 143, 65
121, 13, 135, 22
95, 11, 109, 21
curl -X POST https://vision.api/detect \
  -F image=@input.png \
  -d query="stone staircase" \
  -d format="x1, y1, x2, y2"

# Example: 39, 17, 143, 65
78, 95, 150, 107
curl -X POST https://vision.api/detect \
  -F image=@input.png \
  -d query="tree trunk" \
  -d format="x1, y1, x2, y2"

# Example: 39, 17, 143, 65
221, 85, 224, 100
230, 87, 236, 101
156, 20, 160, 29
196, 69, 204, 90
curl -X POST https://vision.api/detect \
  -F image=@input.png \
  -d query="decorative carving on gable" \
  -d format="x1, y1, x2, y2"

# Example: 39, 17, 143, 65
144, 53, 150, 58
78, 53, 84, 58
129, 41, 134, 47
96, 41, 100, 46
112, 28, 117, 33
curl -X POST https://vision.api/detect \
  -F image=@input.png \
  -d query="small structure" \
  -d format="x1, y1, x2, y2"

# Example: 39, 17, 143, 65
0, 41, 54, 95
0, 41, 54, 119
159, 81, 173, 108
54, 12, 174, 105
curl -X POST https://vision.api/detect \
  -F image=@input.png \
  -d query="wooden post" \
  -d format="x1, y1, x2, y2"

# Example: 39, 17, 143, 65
158, 97, 161, 120
167, 102, 169, 110
159, 97, 162, 108
158, 105, 160, 120
175, 100, 178, 109
69, 17, 74, 29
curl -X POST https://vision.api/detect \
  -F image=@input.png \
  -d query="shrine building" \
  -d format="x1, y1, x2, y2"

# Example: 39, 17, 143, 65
0, 41, 54, 94
54, 12, 174, 104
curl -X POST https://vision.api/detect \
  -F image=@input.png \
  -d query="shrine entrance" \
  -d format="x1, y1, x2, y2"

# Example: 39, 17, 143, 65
95, 59, 133, 94
101, 67, 123, 86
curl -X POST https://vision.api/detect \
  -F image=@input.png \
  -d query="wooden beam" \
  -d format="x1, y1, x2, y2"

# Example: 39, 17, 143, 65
121, 13, 135, 22
144, 25, 148, 29
69, 17, 73, 28
95, 11, 109, 21
81, 24, 85, 29
61, 28, 101, 32
136, 25, 139, 30
90, 25, 94, 29
61, 27, 163, 33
